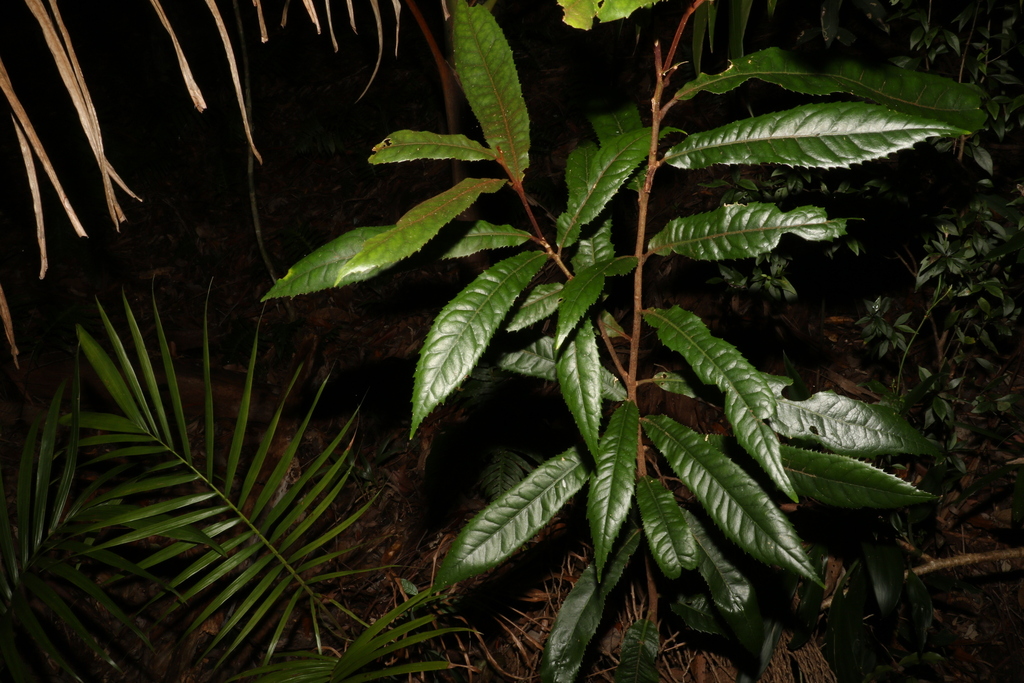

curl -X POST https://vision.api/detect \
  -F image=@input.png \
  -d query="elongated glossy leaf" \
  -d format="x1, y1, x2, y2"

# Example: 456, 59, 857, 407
556, 319, 603, 456
263, 225, 392, 299
616, 619, 659, 683
670, 592, 730, 637
369, 130, 495, 163
557, 127, 649, 248
497, 336, 626, 401
643, 415, 818, 581
506, 283, 563, 331
344, 177, 507, 280
644, 307, 773, 419
588, 401, 638, 578
436, 448, 588, 586
540, 564, 602, 683
685, 511, 763, 654
780, 445, 935, 508
453, 0, 530, 181
438, 220, 532, 259
647, 203, 846, 260
664, 102, 966, 171
602, 522, 641, 599
556, 257, 636, 347
774, 392, 941, 458
77, 327, 144, 428
412, 251, 545, 435
644, 307, 792, 498
572, 218, 616, 271
636, 476, 696, 579
675, 47, 986, 132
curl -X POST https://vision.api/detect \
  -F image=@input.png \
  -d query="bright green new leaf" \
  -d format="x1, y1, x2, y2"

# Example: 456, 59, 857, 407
675, 47, 986, 132
556, 319, 604, 456
664, 102, 967, 171
263, 225, 392, 299
557, 127, 649, 248
647, 203, 847, 260
369, 130, 496, 164
506, 283, 563, 331
589, 102, 644, 147
615, 619, 659, 683
412, 251, 545, 435
588, 401, 638, 578
453, 0, 530, 181
436, 448, 588, 587
774, 392, 942, 458
685, 511, 764, 654
342, 177, 507, 281
780, 445, 936, 508
556, 257, 636, 347
437, 220, 532, 260
496, 335, 626, 401
540, 564, 603, 683
636, 476, 697, 579
644, 307, 793, 498
643, 415, 818, 582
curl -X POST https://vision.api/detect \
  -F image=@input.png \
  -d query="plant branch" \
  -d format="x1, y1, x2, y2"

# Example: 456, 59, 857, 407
598, 314, 629, 385
512, 179, 572, 278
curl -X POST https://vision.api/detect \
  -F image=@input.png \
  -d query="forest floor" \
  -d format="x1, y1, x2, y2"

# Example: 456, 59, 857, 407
1, 1, 1023, 681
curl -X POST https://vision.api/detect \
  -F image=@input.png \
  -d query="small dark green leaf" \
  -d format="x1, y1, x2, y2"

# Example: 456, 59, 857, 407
686, 511, 764, 654
557, 319, 603, 456
774, 392, 942, 458
589, 102, 644, 147
615, 619, 659, 683
558, 128, 649, 248
540, 564, 603, 683
438, 220, 532, 259
643, 415, 818, 581
905, 570, 933, 652
862, 541, 904, 618
496, 335, 626, 401
369, 130, 496, 163
647, 203, 846, 260
781, 445, 935, 508
825, 564, 872, 683
664, 102, 967, 171
556, 257, 636, 348
589, 402, 638, 578
453, 0, 530, 181
649, 371, 696, 397
675, 47, 986, 132
436, 448, 588, 587
670, 592, 730, 637
636, 476, 697, 579
506, 283, 563, 331
412, 251, 546, 435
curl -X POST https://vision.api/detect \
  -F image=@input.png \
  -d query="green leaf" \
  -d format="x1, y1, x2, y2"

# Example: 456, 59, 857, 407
438, 220, 532, 259
436, 448, 588, 586
588, 401, 638, 578
780, 445, 936, 508
497, 336, 626, 401
557, 128, 649, 248
643, 415, 818, 582
342, 177, 507, 282
263, 225, 393, 299
664, 102, 967, 171
572, 218, 616, 271
556, 318, 603, 456
601, 522, 641, 599
636, 476, 697, 579
556, 257, 636, 347
675, 47, 986, 132
728, 0, 754, 59
412, 251, 546, 435
369, 130, 496, 163
615, 619, 659, 683
540, 564, 603, 683
506, 283, 563, 331
558, 0, 599, 29
649, 370, 696, 397
644, 307, 793, 499
453, 0, 530, 181
589, 103, 644, 147
905, 570, 933, 652
774, 392, 942, 458
670, 592, 730, 637
647, 203, 847, 260
862, 541, 904, 618
596, 0, 662, 23
686, 511, 764, 654
825, 564, 871, 683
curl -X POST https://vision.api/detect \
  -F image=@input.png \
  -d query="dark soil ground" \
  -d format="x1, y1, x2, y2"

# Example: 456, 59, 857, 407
2, 1, 1023, 681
